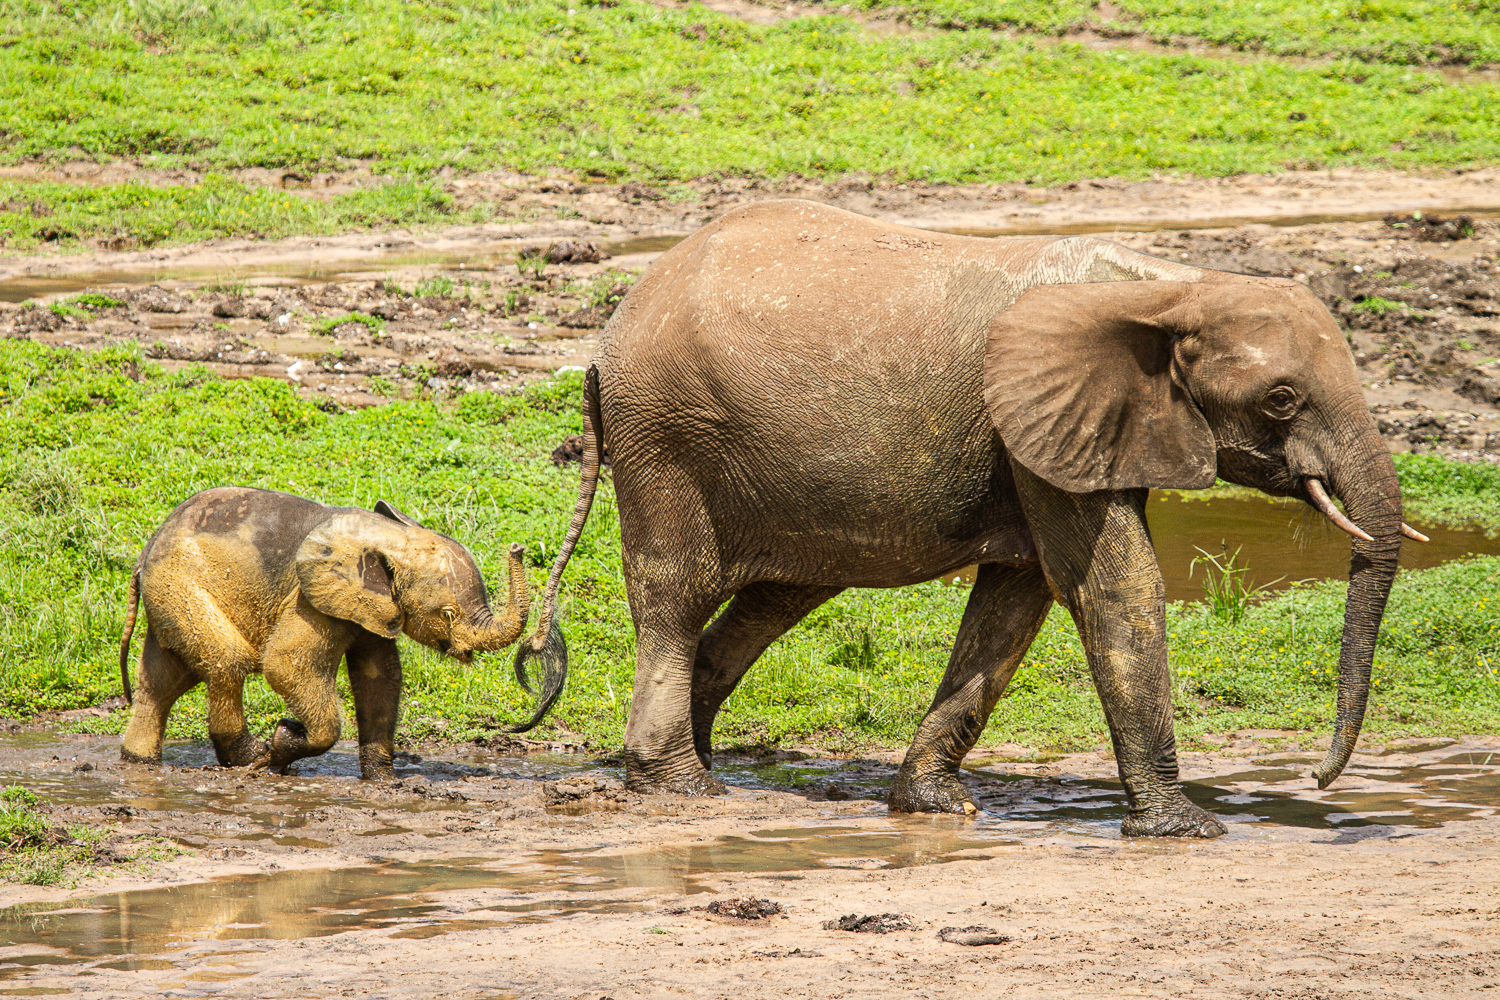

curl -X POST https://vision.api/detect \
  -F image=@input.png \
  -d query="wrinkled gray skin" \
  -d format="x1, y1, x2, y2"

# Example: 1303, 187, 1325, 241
520, 200, 1403, 838
119, 487, 529, 779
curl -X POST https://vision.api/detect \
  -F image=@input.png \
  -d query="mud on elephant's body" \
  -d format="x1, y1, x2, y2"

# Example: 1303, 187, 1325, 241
519, 200, 1411, 836
119, 488, 530, 779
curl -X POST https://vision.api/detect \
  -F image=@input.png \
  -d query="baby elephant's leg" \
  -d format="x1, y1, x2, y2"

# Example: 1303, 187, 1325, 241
346, 636, 401, 781
206, 671, 265, 767
120, 629, 198, 765
261, 615, 346, 773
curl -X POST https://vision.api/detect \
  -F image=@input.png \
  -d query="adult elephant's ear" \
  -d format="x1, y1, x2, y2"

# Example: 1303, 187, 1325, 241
296, 514, 405, 638
985, 280, 1216, 493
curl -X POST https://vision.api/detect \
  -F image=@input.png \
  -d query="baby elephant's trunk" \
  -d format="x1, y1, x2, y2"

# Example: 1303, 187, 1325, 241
475, 543, 531, 650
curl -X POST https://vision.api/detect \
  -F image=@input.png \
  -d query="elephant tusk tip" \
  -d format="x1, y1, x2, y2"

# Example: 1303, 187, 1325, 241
1304, 478, 1375, 542
1401, 523, 1430, 543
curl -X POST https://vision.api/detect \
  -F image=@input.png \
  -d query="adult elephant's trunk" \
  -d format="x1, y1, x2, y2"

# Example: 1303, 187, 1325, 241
473, 544, 532, 651
1307, 419, 1404, 790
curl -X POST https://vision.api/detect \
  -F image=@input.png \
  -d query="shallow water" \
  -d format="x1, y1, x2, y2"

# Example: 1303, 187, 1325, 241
0, 735, 1496, 977
938, 493, 1500, 602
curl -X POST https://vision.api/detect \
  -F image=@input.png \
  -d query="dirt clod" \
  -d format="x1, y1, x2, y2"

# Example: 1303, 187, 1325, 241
1384, 211, 1477, 242
705, 898, 783, 920
937, 925, 1011, 946
822, 913, 918, 933
545, 239, 609, 264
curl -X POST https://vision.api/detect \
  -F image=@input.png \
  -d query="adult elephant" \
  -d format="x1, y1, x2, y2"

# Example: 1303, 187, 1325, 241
517, 200, 1417, 837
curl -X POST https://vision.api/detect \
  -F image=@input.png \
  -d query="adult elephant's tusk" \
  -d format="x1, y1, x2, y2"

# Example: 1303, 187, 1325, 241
1305, 478, 1375, 543
1401, 522, 1430, 543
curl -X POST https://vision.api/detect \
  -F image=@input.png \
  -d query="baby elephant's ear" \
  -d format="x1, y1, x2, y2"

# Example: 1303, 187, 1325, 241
296, 514, 404, 638
373, 499, 423, 528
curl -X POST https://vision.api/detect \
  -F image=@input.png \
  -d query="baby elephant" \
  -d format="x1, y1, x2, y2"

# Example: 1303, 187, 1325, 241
118, 487, 530, 779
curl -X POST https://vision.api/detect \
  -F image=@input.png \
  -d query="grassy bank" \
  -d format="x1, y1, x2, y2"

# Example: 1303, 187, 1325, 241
827, 0, 1500, 68
2, 0, 1499, 251
1, 340, 1497, 754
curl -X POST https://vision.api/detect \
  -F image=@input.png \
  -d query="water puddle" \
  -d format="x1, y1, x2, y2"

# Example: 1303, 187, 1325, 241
939, 493, 1500, 601
0, 826, 992, 975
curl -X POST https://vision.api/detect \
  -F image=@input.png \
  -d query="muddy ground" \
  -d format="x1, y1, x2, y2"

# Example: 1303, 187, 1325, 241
1, 729, 1498, 998
3, 167, 1500, 460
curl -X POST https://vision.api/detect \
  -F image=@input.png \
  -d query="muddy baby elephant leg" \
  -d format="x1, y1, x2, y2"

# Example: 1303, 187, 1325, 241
690, 583, 844, 770
260, 621, 346, 774
120, 630, 199, 765
346, 636, 402, 781
206, 673, 267, 767
1014, 465, 1225, 838
889, 564, 1052, 815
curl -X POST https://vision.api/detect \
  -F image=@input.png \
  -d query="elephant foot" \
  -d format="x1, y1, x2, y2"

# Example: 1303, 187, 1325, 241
623, 753, 728, 797
265, 718, 323, 774
212, 733, 267, 769
1121, 799, 1227, 839
119, 747, 162, 766
888, 766, 978, 815
359, 744, 398, 782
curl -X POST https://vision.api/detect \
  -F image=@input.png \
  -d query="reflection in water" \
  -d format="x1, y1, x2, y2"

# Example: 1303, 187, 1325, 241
0, 827, 988, 972
941, 495, 1500, 602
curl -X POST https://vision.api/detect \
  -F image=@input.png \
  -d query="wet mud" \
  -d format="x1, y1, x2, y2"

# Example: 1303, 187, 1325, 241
2, 170, 1499, 460
2, 733, 1499, 996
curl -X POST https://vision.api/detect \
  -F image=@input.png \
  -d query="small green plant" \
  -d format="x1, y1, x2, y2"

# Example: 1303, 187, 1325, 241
382, 278, 405, 296
203, 279, 247, 296
1455, 338, 1476, 352
414, 275, 455, 299
514, 249, 548, 280
70, 293, 125, 310
1189, 545, 1284, 624
1352, 296, 1406, 314
828, 630, 878, 671
367, 374, 400, 398
312, 312, 386, 336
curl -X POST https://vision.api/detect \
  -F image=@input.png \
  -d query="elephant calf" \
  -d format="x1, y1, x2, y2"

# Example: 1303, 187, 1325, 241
118, 487, 530, 779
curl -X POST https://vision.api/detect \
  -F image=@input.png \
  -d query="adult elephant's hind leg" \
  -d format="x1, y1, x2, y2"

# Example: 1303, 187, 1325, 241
889, 563, 1051, 814
624, 598, 726, 795
691, 582, 844, 769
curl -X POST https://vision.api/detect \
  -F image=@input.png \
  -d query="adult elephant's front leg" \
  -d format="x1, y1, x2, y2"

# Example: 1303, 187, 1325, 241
889, 563, 1051, 814
1014, 464, 1225, 838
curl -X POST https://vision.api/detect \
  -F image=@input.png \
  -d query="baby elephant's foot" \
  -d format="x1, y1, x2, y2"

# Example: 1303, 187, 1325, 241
1121, 799, 1227, 839
266, 718, 315, 775
358, 745, 398, 782
888, 766, 979, 815
119, 747, 162, 766
213, 733, 267, 769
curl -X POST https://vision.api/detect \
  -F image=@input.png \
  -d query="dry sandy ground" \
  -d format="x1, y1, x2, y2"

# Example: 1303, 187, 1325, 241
2, 167, 1499, 458
1, 731, 1498, 998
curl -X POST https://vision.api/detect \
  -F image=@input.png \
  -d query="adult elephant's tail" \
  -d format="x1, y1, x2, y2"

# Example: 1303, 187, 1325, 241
507, 364, 604, 733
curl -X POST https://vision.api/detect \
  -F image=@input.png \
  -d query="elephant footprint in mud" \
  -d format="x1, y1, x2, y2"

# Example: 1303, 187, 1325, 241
519, 199, 1421, 838
119, 487, 532, 779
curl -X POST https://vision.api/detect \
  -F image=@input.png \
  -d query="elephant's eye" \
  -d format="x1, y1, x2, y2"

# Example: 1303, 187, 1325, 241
1262, 386, 1300, 421
441, 607, 457, 624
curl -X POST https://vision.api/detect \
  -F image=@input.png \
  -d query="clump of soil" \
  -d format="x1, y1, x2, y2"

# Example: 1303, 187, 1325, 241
706, 897, 783, 920
823, 912, 918, 933
937, 925, 1011, 946
1383, 211, 1477, 242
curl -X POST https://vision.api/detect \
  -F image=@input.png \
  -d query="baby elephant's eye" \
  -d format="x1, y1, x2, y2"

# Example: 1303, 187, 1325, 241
441, 607, 457, 624
1262, 385, 1300, 420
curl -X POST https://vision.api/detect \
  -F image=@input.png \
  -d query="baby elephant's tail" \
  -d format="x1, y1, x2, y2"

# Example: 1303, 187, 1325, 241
119, 564, 141, 705
508, 364, 604, 733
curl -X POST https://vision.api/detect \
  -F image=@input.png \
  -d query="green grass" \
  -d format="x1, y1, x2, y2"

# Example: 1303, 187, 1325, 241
1, 339, 1497, 756
1114, 0, 1500, 69
0, 784, 123, 886
1, 0, 1499, 251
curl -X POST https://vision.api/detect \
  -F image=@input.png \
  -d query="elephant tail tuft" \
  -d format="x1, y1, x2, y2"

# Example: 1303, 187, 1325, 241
119, 564, 141, 705
511, 363, 601, 724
